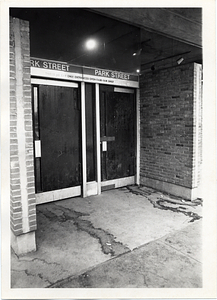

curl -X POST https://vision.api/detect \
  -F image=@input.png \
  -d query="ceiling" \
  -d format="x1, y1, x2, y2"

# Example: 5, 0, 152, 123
10, 8, 202, 74
139, 28, 202, 72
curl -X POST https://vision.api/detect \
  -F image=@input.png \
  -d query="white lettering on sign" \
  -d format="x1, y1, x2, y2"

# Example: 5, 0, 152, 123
111, 71, 130, 80
31, 60, 40, 67
31, 59, 69, 72
94, 69, 130, 80
95, 69, 110, 77
42, 61, 69, 71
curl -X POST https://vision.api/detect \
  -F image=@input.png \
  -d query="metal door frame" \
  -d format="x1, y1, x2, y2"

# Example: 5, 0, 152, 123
31, 78, 82, 204
95, 84, 140, 195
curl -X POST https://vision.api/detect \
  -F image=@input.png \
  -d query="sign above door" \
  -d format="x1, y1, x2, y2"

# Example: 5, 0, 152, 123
31, 58, 139, 88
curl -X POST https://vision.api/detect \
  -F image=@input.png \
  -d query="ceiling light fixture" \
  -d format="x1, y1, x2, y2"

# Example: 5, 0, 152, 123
133, 48, 142, 56
176, 57, 184, 65
86, 39, 97, 50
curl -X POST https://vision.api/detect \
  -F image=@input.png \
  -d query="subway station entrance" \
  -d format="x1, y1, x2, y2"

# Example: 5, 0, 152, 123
31, 58, 139, 204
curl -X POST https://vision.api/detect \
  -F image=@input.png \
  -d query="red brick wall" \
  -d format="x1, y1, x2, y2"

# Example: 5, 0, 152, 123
140, 63, 202, 190
10, 17, 37, 236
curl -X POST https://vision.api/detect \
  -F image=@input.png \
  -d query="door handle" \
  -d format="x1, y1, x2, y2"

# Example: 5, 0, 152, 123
102, 141, 107, 152
35, 140, 41, 158
100, 136, 115, 152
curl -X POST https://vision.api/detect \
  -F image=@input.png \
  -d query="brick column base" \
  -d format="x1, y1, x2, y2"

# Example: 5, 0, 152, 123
11, 230, 36, 256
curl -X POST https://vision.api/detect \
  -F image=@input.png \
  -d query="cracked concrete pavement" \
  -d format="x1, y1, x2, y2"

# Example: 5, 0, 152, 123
51, 221, 202, 288
11, 185, 202, 288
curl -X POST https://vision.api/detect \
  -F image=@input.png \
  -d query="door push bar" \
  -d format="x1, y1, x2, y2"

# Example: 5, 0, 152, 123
100, 136, 115, 142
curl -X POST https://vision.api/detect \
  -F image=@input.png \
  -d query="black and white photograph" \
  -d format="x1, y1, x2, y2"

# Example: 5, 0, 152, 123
1, 0, 216, 299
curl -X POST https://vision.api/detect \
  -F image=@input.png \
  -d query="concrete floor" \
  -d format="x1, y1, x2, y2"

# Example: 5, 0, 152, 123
11, 185, 202, 288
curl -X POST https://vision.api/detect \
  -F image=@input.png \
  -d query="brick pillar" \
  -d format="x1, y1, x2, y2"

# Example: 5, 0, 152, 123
10, 17, 36, 255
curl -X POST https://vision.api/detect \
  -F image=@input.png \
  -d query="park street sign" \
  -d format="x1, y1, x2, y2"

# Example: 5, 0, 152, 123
31, 58, 139, 88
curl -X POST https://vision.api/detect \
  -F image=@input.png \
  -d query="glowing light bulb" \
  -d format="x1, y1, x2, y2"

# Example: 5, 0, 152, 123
86, 39, 97, 50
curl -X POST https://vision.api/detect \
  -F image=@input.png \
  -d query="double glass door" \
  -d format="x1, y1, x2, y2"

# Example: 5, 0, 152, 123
32, 79, 136, 204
